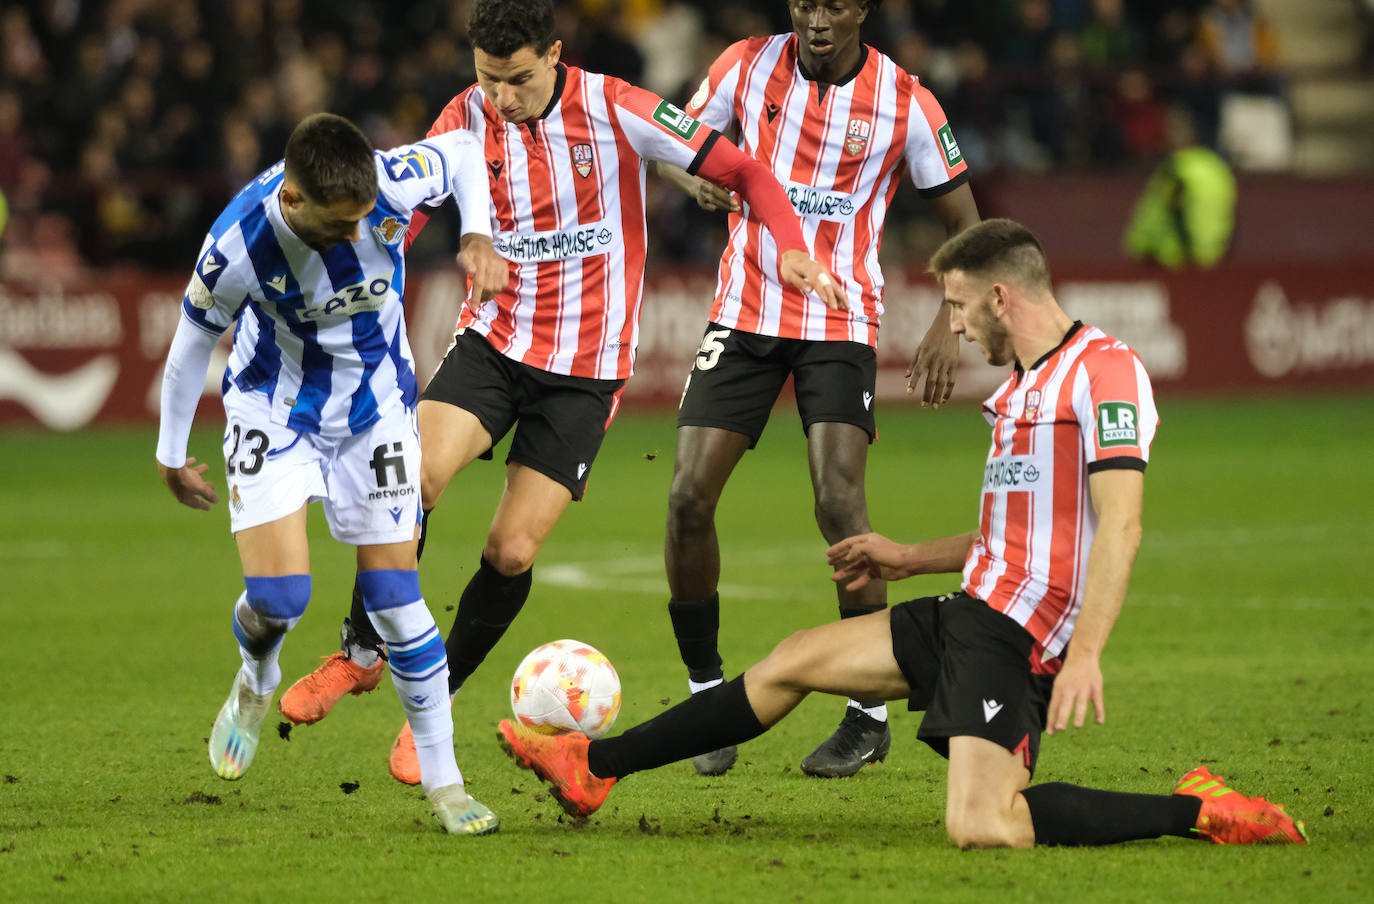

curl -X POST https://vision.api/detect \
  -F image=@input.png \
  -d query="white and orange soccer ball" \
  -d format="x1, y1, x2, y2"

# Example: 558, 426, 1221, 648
510, 639, 621, 738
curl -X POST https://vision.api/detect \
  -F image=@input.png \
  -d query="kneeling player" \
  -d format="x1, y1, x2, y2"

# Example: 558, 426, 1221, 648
495, 219, 1307, 848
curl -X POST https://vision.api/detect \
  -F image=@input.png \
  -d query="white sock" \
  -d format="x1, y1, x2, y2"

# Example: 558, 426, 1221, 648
416, 739, 462, 792
345, 644, 381, 669
849, 699, 888, 722
689, 676, 724, 695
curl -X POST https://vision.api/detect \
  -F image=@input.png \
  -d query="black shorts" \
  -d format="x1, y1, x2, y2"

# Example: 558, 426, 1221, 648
676, 322, 877, 448
421, 330, 625, 500
890, 592, 1056, 777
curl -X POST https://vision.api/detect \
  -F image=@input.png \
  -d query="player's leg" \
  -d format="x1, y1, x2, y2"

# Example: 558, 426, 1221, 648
209, 389, 323, 780
279, 333, 501, 726
668, 324, 787, 775
389, 368, 621, 785
498, 609, 911, 815
352, 537, 496, 835
793, 340, 888, 776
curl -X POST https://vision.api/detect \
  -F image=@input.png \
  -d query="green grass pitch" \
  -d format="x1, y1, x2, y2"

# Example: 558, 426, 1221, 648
2, 394, 1372, 901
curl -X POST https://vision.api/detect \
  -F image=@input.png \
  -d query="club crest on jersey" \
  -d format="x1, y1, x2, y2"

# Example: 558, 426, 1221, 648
845, 118, 872, 156
571, 143, 594, 178
1024, 389, 1042, 418
372, 216, 406, 245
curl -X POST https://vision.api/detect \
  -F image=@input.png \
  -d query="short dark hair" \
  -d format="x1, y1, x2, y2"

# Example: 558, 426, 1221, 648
468, 0, 557, 58
283, 112, 377, 207
928, 218, 1051, 291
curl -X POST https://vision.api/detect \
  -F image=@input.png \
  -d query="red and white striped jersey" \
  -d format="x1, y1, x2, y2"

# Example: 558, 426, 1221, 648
426, 65, 716, 379
686, 35, 968, 345
962, 324, 1159, 660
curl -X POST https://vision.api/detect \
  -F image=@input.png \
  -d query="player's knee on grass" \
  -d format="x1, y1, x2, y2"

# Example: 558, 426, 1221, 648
236, 575, 310, 652
944, 798, 1027, 850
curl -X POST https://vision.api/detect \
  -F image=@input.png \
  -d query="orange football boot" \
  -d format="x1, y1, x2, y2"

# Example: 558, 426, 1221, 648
1175, 765, 1308, 845
497, 719, 616, 817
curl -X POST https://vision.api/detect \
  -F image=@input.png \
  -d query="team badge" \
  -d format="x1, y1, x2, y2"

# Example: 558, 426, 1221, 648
571, 143, 594, 178
372, 216, 406, 245
845, 118, 871, 156
231, 484, 243, 513
1024, 389, 1042, 418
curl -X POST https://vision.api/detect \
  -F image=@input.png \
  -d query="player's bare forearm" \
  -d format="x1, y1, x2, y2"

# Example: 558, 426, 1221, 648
828, 530, 975, 590
1047, 471, 1143, 733
1069, 471, 1144, 659
905, 530, 980, 574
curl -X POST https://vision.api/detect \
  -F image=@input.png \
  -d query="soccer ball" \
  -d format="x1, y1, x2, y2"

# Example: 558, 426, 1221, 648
510, 639, 621, 738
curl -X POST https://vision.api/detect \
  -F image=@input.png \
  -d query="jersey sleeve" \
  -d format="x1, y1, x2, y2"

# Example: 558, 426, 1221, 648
607, 77, 715, 172
180, 234, 244, 337
683, 40, 751, 133
1071, 343, 1160, 472
375, 132, 492, 238
904, 80, 970, 197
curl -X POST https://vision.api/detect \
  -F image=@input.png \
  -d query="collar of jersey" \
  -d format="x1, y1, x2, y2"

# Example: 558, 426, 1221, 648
1015, 320, 1085, 377
794, 42, 869, 89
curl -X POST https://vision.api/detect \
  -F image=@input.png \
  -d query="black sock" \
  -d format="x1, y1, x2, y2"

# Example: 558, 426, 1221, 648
416, 508, 433, 562
667, 594, 723, 684
839, 606, 885, 709
347, 581, 385, 651
587, 675, 764, 779
445, 555, 531, 694
1021, 783, 1203, 846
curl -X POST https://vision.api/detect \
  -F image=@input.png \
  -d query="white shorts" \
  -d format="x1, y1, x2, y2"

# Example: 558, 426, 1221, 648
221, 387, 422, 546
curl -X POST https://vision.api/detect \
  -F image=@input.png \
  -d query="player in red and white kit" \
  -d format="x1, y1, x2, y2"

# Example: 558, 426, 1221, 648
657, 0, 981, 777
278, 0, 844, 785
498, 219, 1308, 849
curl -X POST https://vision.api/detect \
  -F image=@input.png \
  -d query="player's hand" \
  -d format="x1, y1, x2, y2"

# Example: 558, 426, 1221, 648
692, 178, 740, 213
780, 250, 848, 312
456, 234, 510, 308
827, 532, 913, 591
906, 307, 959, 407
159, 457, 219, 511
1045, 654, 1105, 735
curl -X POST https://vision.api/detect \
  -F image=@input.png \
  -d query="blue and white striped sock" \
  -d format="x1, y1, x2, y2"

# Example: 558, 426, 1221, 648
357, 569, 460, 793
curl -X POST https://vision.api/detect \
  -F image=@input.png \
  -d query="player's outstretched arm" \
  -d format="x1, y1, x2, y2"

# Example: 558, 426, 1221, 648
456, 233, 509, 307
654, 160, 740, 213
692, 138, 846, 311
1045, 468, 1143, 734
827, 530, 976, 590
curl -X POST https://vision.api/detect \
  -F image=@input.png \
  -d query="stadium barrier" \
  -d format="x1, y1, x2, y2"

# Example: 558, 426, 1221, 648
1, 263, 1372, 430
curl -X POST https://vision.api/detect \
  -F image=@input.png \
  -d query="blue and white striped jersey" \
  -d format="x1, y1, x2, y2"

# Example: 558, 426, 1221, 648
179, 130, 490, 438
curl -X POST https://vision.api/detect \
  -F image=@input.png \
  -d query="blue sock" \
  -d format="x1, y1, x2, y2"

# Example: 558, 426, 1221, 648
357, 569, 460, 793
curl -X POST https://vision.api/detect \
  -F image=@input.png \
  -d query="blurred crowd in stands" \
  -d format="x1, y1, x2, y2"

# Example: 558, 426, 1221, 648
0, 0, 1325, 282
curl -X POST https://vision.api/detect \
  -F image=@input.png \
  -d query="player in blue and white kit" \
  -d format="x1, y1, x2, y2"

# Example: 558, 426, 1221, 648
155, 112, 510, 835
